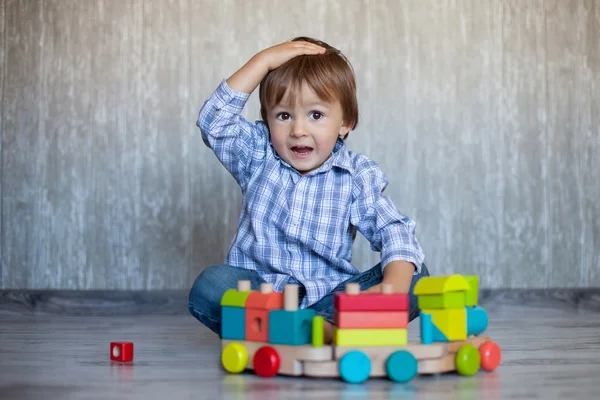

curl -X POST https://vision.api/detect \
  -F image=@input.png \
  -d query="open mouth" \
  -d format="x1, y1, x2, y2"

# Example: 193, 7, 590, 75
291, 146, 313, 158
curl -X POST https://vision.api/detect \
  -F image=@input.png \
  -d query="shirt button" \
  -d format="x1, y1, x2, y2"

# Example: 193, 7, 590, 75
223, 94, 230, 101
293, 219, 299, 226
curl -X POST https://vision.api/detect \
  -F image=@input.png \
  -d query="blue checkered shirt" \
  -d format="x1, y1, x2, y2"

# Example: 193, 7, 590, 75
197, 79, 425, 307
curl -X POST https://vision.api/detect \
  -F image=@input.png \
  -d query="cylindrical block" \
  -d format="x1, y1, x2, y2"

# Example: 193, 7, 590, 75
420, 313, 433, 345
466, 306, 488, 335
284, 284, 299, 311
237, 280, 251, 292
260, 283, 273, 294
312, 316, 324, 347
346, 283, 360, 295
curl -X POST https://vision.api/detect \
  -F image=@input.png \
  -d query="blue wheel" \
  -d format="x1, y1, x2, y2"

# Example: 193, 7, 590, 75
386, 350, 418, 383
339, 351, 371, 383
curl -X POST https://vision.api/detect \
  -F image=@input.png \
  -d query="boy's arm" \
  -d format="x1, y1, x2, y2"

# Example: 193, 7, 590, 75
197, 40, 325, 187
350, 160, 425, 294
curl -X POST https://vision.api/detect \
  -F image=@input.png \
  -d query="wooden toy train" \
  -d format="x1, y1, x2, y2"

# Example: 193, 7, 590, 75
219, 274, 501, 383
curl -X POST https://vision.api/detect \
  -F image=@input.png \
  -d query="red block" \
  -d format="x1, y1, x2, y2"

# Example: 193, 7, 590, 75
334, 310, 408, 329
334, 292, 409, 312
245, 309, 270, 342
110, 342, 133, 362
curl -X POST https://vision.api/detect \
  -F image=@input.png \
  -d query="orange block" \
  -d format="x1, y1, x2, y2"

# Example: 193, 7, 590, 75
334, 311, 408, 329
245, 309, 269, 342
245, 291, 284, 310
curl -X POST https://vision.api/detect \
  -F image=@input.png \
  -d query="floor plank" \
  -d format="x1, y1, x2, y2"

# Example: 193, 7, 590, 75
1, 307, 599, 399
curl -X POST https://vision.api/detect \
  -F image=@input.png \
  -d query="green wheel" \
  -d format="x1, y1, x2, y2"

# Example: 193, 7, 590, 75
455, 344, 481, 376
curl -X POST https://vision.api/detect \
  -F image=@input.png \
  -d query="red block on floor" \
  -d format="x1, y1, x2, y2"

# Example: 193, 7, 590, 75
334, 292, 409, 312
110, 342, 134, 362
334, 310, 409, 329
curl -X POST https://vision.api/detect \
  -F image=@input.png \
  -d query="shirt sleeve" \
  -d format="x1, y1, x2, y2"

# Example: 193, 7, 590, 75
349, 158, 425, 274
196, 79, 268, 189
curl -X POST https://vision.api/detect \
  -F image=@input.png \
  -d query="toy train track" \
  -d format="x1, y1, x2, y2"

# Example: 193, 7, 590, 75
219, 274, 501, 384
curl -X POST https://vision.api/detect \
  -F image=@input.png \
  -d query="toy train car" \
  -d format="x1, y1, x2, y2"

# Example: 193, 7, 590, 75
219, 275, 501, 384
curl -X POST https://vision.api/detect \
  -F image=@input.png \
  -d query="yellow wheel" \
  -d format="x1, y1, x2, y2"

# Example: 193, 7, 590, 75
222, 342, 248, 373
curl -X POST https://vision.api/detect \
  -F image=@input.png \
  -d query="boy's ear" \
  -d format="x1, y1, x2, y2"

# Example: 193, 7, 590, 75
339, 122, 351, 139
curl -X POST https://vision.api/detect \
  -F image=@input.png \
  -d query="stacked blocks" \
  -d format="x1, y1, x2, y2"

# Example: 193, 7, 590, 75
245, 283, 284, 342
415, 274, 488, 344
333, 283, 409, 346
269, 284, 315, 345
221, 280, 316, 346
221, 280, 253, 340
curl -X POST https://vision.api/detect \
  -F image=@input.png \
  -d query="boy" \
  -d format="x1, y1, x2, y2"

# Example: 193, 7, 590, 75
189, 37, 430, 343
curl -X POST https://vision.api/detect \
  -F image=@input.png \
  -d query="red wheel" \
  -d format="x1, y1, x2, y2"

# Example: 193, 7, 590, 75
253, 346, 280, 377
479, 341, 501, 371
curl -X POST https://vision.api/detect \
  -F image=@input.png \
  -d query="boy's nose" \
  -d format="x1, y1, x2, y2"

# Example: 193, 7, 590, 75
291, 121, 307, 137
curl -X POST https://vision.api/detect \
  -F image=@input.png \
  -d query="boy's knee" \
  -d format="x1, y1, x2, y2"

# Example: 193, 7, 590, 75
188, 265, 225, 317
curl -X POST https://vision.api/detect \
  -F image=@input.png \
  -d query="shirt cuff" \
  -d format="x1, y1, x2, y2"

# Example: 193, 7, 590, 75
210, 79, 251, 114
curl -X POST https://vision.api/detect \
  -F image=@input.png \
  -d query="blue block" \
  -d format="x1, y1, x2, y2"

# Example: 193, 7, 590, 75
420, 312, 433, 344
222, 306, 245, 340
431, 322, 449, 342
466, 306, 488, 336
268, 309, 315, 345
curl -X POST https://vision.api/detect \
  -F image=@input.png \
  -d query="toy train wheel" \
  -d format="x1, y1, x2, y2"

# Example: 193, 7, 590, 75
386, 350, 418, 383
221, 342, 248, 373
253, 346, 280, 377
455, 344, 480, 376
339, 350, 371, 383
479, 341, 502, 371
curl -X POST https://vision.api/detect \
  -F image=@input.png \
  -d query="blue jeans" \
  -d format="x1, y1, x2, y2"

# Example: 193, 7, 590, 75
188, 262, 430, 337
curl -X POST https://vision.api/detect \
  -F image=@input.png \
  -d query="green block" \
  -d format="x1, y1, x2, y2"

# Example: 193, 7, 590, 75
418, 292, 466, 309
220, 288, 252, 307
312, 315, 324, 347
269, 309, 315, 345
465, 276, 479, 306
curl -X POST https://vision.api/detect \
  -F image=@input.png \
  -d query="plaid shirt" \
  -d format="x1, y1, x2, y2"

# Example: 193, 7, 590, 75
197, 79, 425, 307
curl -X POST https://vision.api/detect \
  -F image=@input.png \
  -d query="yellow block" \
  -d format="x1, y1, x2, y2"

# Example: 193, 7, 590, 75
424, 308, 466, 341
334, 328, 407, 346
414, 275, 470, 295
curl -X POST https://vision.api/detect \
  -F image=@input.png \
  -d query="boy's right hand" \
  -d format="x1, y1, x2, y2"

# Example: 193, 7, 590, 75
226, 40, 326, 95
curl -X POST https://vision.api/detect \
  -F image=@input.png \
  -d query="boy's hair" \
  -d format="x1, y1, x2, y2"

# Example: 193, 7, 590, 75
258, 37, 359, 136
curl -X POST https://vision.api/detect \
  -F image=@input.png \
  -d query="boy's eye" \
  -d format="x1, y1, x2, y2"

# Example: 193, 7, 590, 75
310, 111, 323, 120
276, 112, 291, 120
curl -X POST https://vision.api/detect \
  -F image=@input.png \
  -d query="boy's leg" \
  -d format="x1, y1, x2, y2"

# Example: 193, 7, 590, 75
309, 262, 431, 342
188, 264, 265, 336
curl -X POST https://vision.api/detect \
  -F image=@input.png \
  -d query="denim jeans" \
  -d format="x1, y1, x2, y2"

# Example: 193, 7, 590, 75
188, 262, 431, 337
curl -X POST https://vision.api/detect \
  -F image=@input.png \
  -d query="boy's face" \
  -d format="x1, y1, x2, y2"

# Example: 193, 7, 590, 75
267, 83, 351, 175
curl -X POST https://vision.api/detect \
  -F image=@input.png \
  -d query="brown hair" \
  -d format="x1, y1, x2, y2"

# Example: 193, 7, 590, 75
258, 37, 359, 136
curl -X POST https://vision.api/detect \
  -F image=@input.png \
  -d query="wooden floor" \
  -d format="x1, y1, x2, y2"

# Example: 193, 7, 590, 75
1, 298, 600, 399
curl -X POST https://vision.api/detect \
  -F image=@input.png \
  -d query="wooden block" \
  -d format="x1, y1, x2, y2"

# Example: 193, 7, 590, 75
312, 316, 324, 347
418, 292, 466, 309
222, 306, 246, 340
268, 309, 315, 345
418, 354, 455, 374
221, 340, 332, 363
465, 276, 479, 306
110, 341, 133, 362
245, 309, 269, 342
413, 275, 470, 296
447, 335, 491, 354
423, 308, 467, 341
284, 284, 299, 311
303, 360, 340, 378
245, 290, 284, 310
237, 280, 251, 292
334, 292, 408, 312
334, 342, 447, 361
220, 288, 253, 307
334, 328, 407, 346
334, 311, 408, 329
220, 340, 330, 376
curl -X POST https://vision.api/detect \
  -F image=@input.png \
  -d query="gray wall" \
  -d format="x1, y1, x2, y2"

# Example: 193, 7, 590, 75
1, 0, 598, 290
